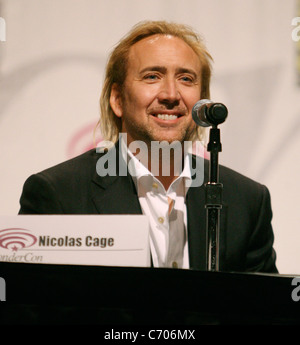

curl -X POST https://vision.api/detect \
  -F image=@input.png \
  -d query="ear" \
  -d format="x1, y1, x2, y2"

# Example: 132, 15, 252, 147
110, 83, 123, 118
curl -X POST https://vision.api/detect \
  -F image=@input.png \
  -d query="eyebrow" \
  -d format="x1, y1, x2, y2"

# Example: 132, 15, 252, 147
139, 66, 198, 79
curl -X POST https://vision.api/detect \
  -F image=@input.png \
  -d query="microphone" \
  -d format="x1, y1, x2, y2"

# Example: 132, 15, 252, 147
192, 99, 228, 127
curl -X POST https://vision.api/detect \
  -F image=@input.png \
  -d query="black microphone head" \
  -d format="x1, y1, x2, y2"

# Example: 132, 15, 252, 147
207, 103, 228, 125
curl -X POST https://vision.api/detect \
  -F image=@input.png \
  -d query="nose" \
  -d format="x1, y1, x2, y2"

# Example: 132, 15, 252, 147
157, 77, 180, 107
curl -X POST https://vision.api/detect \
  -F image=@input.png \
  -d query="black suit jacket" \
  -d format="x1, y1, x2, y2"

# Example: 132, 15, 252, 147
19, 146, 277, 273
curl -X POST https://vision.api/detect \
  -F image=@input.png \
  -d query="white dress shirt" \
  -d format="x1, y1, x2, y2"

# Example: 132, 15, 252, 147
121, 139, 192, 269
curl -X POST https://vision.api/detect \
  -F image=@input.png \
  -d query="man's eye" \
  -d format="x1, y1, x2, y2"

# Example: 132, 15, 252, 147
144, 74, 159, 80
180, 76, 194, 83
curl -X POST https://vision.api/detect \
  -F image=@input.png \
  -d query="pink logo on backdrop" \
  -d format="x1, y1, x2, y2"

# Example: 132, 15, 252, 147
66, 121, 102, 159
0, 228, 37, 252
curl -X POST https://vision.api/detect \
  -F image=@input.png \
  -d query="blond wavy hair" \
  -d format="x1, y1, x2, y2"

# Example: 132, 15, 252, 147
97, 20, 213, 143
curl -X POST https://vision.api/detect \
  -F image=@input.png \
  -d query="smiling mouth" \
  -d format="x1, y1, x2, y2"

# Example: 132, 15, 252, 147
151, 113, 183, 120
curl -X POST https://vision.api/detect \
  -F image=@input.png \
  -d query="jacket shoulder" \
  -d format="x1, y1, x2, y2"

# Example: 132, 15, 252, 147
19, 149, 101, 214
39, 148, 99, 178
218, 163, 267, 193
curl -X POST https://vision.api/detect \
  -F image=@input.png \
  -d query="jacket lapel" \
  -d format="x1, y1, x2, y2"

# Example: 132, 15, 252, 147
91, 142, 142, 215
91, 173, 142, 215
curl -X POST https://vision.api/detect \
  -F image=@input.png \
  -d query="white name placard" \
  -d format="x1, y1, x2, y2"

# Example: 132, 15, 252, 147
0, 215, 150, 267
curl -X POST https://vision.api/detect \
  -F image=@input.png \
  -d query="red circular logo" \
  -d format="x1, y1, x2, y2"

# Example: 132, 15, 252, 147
0, 228, 37, 252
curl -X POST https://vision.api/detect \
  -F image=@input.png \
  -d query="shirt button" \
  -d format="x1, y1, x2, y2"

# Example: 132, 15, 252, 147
158, 217, 164, 224
152, 182, 158, 189
172, 261, 178, 268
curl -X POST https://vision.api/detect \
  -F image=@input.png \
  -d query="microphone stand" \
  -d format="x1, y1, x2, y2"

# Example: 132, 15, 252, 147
192, 100, 227, 272
205, 125, 223, 272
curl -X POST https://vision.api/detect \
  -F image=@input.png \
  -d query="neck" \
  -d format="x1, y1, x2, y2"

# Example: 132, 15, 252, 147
146, 143, 184, 190
123, 137, 185, 190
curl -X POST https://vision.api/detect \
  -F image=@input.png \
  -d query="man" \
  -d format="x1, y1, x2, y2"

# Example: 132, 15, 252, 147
19, 21, 277, 273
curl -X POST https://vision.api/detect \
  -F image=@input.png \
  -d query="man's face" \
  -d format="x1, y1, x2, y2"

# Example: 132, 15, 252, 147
110, 34, 202, 146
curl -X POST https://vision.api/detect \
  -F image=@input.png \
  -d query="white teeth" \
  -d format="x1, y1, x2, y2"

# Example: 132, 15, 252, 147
157, 114, 178, 120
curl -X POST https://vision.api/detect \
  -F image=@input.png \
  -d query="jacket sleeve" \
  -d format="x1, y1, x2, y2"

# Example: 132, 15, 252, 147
18, 173, 64, 214
245, 185, 278, 273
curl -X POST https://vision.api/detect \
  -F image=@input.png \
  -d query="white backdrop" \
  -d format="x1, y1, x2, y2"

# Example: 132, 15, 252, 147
0, 0, 299, 274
